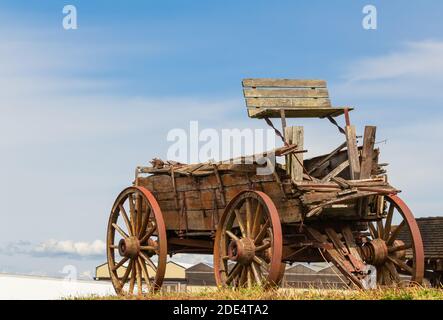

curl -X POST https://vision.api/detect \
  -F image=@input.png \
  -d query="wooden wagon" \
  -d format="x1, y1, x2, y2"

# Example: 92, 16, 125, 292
106, 79, 425, 295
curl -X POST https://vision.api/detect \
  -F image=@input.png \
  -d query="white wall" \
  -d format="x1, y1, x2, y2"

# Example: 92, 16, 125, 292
0, 273, 115, 300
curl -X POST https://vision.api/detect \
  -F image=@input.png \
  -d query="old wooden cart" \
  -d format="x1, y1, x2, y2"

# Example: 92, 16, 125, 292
106, 79, 424, 295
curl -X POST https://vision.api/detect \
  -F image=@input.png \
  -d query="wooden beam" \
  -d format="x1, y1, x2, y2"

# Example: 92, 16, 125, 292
245, 97, 331, 108
360, 126, 377, 179
247, 107, 352, 119
284, 126, 304, 182
345, 125, 360, 180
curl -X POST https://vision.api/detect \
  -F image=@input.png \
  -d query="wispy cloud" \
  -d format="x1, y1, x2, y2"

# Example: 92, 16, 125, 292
344, 40, 443, 82
0, 239, 105, 259
334, 40, 443, 101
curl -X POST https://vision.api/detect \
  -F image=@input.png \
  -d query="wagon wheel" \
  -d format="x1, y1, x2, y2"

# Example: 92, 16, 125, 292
107, 186, 167, 295
214, 190, 284, 289
364, 194, 424, 286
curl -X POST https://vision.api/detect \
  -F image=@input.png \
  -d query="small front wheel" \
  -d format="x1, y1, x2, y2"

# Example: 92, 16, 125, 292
213, 190, 285, 289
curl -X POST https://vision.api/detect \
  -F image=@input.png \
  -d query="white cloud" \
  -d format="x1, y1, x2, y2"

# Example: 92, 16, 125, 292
0, 239, 106, 259
344, 40, 443, 82
334, 40, 443, 101
33, 239, 106, 258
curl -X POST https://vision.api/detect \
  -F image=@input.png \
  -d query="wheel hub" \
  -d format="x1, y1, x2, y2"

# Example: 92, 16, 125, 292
228, 238, 255, 265
362, 238, 388, 265
118, 236, 140, 258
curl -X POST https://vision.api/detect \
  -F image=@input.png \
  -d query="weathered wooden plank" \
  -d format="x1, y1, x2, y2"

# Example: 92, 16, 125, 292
360, 126, 377, 179
246, 97, 331, 108
242, 78, 327, 88
243, 88, 329, 98
285, 126, 304, 182
345, 125, 360, 180
247, 107, 351, 119
321, 160, 350, 182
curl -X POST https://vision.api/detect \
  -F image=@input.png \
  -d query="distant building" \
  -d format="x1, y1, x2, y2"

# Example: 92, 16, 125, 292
95, 261, 188, 292
185, 262, 217, 292
398, 216, 443, 287
282, 264, 348, 289
95, 262, 128, 280
96, 261, 350, 291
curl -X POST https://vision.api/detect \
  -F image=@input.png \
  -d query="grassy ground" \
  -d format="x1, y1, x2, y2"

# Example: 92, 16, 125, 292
74, 286, 443, 300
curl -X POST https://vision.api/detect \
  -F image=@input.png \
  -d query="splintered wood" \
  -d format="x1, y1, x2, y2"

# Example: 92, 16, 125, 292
360, 126, 377, 179
345, 125, 360, 180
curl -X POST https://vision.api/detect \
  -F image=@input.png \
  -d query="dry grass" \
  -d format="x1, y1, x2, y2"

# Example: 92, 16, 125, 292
73, 286, 443, 300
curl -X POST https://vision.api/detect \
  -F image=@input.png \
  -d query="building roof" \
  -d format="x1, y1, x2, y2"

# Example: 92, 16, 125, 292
398, 216, 443, 259
185, 262, 214, 272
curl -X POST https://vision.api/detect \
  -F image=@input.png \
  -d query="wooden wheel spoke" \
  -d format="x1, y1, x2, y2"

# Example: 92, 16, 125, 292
128, 194, 136, 235
135, 194, 143, 236
112, 256, 129, 271
377, 220, 384, 239
129, 263, 136, 294
247, 266, 253, 288
112, 223, 129, 239
383, 202, 395, 240
138, 257, 152, 290
368, 222, 377, 239
226, 230, 240, 241
135, 259, 142, 295
140, 245, 157, 251
138, 207, 151, 238
118, 205, 133, 236
139, 251, 158, 272
234, 209, 247, 238
385, 261, 401, 283
140, 222, 157, 244
255, 239, 271, 252
226, 263, 242, 285
251, 203, 262, 238
388, 243, 412, 253
253, 256, 270, 270
245, 199, 252, 238
387, 256, 413, 274
251, 262, 263, 285
254, 219, 270, 244
119, 259, 133, 287
387, 220, 406, 245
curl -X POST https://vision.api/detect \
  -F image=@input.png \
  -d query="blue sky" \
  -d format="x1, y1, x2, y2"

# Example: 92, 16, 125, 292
0, 1, 442, 278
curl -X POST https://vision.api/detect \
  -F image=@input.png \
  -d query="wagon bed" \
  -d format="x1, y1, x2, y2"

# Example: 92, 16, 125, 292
105, 78, 425, 295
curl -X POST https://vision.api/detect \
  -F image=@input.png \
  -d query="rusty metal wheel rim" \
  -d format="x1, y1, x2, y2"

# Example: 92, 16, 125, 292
106, 186, 167, 295
213, 190, 284, 289
366, 194, 424, 286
